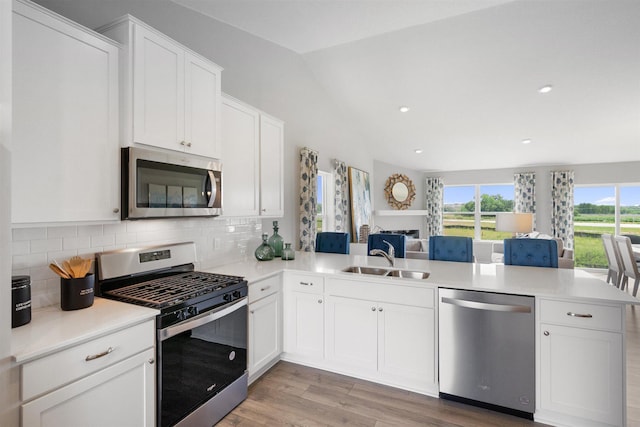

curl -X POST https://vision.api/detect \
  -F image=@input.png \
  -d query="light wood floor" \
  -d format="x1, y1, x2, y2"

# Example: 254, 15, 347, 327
220, 305, 640, 427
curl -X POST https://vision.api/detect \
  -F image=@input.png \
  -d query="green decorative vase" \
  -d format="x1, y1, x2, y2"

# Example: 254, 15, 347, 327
281, 243, 295, 261
268, 221, 284, 257
255, 234, 275, 261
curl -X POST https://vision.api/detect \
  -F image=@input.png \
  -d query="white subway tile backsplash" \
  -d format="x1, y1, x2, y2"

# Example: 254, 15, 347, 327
12, 240, 30, 255
30, 238, 63, 254
13, 227, 47, 241
63, 236, 92, 250
77, 224, 104, 236
47, 226, 77, 238
12, 217, 263, 309
91, 234, 115, 247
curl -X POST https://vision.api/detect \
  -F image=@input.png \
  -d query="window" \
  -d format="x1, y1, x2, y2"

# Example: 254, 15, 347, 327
316, 171, 334, 232
443, 184, 514, 240
574, 184, 640, 268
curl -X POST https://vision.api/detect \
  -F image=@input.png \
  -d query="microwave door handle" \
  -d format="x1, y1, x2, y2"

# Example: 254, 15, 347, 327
206, 170, 217, 208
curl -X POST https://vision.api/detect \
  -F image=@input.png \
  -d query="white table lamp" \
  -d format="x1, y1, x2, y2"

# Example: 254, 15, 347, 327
495, 212, 534, 235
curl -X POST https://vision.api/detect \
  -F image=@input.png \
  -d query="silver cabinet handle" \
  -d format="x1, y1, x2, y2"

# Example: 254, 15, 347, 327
86, 346, 113, 361
567, 312, 593, 318
378, 307, 383, 312
371, 307, 376, 311
112, 208, 119, 214
180, 141, 186, 146
186, 142, 192, 147
299, 281, 312, 286
544, 331, 550, 336
318, 299, 322, 304
260, 285, 271, 292
148, 358, 155, 364
441, 297, 531, 313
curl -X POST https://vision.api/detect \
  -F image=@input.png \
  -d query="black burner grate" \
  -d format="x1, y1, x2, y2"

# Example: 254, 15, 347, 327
105, 272, 244, 308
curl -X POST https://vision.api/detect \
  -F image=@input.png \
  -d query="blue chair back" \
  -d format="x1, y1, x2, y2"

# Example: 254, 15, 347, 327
503, 238, 558, 268
428, 236, 473, 262
315, 232, 350, 254
368, 233, 407, 258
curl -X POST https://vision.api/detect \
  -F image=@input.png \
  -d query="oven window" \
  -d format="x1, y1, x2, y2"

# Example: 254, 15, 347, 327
159, 304, 247, 427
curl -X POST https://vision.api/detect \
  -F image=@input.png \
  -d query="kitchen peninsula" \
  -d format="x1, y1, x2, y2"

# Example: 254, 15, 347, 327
208, 252, 638, 427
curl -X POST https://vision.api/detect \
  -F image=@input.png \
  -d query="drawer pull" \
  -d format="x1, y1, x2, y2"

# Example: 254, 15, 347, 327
260, 285, 271, 292
85, 346, 113, 362
300, 281, 312, 286
567, 311, 593, 318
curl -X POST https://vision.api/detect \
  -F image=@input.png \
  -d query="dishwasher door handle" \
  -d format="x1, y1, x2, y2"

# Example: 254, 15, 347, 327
441, 296, 532, 313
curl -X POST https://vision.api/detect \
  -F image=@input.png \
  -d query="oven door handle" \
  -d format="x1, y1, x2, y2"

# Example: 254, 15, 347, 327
206, 170, 217, 208
158, 297, 247, 342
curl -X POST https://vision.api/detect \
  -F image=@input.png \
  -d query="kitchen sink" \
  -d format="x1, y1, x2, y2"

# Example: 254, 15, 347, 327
341, 266, 390, 275
385, 269, 430, 279
341, 266, 430, 280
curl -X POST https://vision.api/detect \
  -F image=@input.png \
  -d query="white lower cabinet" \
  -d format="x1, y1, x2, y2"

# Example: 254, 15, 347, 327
537, 299, 625, 427
282, 273, 325, 364
248, 275, 282, 382
20, 320, 155, 427
325, 278, 436, 394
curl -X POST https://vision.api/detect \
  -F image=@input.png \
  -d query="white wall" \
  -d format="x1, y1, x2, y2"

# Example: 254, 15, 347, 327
426, 161, 640, 236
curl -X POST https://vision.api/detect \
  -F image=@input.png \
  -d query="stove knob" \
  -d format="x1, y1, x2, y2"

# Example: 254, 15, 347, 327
223, 293, 232, 302
187, 306, 198, 317
232, 291, 242, 299
175, 310, 184, 321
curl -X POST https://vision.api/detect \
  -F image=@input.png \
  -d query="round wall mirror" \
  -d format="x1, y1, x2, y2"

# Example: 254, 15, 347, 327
384, 174, 416, 210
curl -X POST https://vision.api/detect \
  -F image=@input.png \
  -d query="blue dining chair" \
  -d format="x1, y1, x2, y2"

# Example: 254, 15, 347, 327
368, 233, 407, 258
503, 238, 558, 268
428, 236, 473, 262
315, 232, 350, 254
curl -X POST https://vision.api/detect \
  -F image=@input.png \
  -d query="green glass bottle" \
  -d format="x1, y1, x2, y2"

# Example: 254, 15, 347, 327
254, 234, 275, 261
268, 220, 284, 257
281, 243, 295, 261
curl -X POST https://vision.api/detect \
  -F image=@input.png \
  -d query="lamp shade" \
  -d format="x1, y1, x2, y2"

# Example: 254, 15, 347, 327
495, 212, 533, 234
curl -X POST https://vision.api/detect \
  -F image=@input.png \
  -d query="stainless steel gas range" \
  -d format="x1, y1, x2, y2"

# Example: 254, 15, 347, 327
96, 242, 248, 427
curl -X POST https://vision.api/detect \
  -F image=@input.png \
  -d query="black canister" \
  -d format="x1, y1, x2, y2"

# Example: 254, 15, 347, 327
11, 275, 32, 328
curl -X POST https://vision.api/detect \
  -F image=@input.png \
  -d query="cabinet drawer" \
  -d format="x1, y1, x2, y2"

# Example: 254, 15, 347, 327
249, 274, 282, 303
285, 272, 324, 294
539, 299, 623, 331
22, 320, 154, 401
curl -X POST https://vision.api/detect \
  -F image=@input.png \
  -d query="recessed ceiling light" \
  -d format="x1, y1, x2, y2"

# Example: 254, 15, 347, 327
414, 149, 423, 154
399, 106, 410, 113
538, 85, 553, 94
521, 139, 532, 144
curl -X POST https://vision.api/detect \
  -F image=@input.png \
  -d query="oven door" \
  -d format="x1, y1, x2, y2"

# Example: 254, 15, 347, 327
157, 298, 247, 427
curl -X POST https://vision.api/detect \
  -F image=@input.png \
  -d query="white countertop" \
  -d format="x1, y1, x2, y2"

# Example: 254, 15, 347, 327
11, 297, 159, 363
205, 251, 639, 305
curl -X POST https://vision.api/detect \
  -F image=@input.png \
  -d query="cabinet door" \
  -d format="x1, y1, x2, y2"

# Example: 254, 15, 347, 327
132, 24, 184, 151
325, 296, 377, 372
284, 291, 324, 360
21, 348, 155, 427
12, 2, 120, 223
184, 51, 221, 158
539, 323, 623, 426
378, 302, 435, 385
249, 292, 281, 378
259, 114, 284, 217
221, 96, 260, 216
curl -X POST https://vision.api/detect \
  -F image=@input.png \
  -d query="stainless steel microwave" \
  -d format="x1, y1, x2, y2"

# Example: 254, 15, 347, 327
121, 147, 222, 219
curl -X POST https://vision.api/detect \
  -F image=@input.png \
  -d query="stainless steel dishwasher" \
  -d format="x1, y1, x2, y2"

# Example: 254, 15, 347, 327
439, 288, 535, 419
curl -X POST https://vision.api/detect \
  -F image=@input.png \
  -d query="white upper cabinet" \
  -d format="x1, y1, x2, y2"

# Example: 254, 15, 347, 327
12, 0, 120, 224
98, 15, 222, 159
221, 94, 284, 217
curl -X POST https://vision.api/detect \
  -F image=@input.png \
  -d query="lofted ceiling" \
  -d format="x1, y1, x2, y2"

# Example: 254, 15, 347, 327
172, 0, 640, 172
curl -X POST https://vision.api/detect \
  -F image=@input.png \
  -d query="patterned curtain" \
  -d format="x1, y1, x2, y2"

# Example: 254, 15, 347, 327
551, 170, 575, 249
514, 172, 536, 229
333, 159, 349, 233
425, 177, 444, 237
299, 147, 318, 251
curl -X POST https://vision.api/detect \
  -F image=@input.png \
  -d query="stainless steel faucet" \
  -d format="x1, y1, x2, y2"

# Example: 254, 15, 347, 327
369, 240, 395, 266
